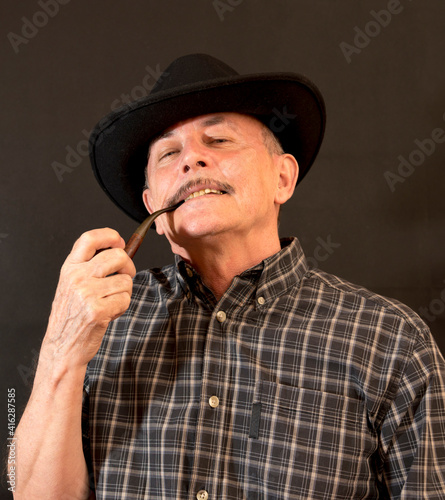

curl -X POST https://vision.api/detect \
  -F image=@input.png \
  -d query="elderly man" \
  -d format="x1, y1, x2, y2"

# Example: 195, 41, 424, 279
13, 54, 445, 499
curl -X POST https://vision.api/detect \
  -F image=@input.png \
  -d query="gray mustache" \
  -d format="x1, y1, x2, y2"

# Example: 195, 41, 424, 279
166, 177, 234, 207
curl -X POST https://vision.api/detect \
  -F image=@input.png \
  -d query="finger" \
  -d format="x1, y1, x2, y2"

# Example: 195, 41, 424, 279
96, 273, 134, 300
98, 290, 133, 323
61, 289, 133, 343
89, 248, 136, 278
56, 274, 133, 328
116, 257, 137, 278
68, 228, 125, 264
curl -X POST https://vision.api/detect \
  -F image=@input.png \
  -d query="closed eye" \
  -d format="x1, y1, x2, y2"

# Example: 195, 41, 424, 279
159, 150, 178, 160
209, 138, 230, 145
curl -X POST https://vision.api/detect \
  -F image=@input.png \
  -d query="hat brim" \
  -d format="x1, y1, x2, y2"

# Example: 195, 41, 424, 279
89, 73, 326, 222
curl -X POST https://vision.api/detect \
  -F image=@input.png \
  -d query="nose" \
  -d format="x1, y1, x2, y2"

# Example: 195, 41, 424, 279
181, 139, 208, 174
184, 160, 207, 172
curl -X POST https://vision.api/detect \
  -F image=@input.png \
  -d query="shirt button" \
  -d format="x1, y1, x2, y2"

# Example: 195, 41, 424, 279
196, 490, 209, 500
257, 296, 265, 305
216, 310, 226, 323
209, 395, 220, 408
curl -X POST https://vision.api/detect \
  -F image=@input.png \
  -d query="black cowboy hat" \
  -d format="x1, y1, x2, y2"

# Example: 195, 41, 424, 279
89, 53, 326, 222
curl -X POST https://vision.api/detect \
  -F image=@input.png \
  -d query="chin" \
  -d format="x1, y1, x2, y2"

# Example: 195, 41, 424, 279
168, 218, 230, 243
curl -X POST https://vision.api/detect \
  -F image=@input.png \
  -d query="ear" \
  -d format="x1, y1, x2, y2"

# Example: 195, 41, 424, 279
142, 188, 165, 235
274, 154, 299, 205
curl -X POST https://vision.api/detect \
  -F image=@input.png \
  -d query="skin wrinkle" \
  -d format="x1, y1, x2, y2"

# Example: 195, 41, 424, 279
144, 116, 283, 190
141, 112, 298, 299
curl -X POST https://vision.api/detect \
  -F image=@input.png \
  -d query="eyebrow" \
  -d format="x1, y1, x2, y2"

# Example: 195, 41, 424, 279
200, 115, 226, 127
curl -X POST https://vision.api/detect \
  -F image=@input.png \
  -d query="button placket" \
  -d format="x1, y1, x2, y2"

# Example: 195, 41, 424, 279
192, 305, 229, 499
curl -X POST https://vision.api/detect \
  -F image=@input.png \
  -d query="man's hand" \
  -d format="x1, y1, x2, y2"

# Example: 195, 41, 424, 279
41, 228, 136, 369
11, 228, 135, 499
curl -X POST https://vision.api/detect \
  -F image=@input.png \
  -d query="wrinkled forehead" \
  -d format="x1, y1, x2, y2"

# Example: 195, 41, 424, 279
147, 112, 263, 156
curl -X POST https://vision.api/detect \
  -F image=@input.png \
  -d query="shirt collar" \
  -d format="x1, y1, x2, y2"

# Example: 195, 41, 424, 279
175, 237, 309, 305
254, 237, 309, 301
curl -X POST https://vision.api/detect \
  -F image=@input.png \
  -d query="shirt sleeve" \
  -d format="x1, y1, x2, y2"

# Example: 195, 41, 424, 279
380, 325, 445, 498
82, 370, 96, 493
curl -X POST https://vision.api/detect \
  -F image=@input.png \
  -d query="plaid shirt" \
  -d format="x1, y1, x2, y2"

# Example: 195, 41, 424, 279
83, 237, 445, 499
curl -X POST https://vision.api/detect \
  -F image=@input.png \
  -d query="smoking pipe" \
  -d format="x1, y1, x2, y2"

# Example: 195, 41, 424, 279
124, 200, 184, 259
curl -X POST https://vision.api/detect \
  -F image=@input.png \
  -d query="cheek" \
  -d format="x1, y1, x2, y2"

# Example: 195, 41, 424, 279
221, 148, 259, 183
233, 154, 277, 203
146, 171, 168, 208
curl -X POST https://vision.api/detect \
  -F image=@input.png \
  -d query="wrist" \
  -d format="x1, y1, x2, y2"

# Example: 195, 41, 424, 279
34, 345, 88, 393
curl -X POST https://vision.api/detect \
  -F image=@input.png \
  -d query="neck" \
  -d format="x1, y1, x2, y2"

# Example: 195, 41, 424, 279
171, 230, 282, 300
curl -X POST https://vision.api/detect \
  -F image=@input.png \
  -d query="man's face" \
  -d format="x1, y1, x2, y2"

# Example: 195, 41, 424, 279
143, 112, 297, 246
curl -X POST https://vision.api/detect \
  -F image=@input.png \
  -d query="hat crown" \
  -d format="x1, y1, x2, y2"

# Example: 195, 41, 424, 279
151, 53, 239, 94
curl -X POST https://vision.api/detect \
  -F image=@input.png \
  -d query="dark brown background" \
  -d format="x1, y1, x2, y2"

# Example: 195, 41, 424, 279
1, 1, 444, 496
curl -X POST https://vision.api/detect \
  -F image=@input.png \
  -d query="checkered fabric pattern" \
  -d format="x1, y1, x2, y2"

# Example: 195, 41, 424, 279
83, 237, 445, 499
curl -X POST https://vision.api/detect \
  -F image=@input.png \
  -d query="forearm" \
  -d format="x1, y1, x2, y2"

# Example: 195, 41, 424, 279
12, 353, 91, 499
10, 228, 135, 499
